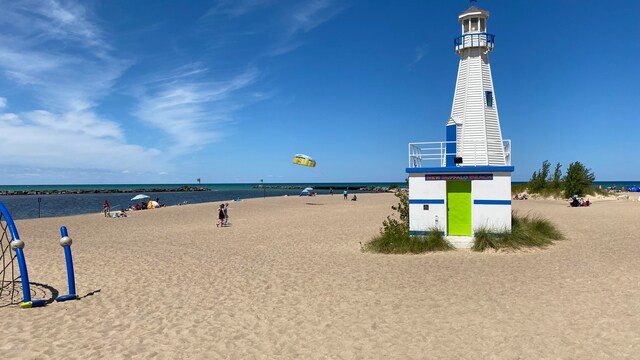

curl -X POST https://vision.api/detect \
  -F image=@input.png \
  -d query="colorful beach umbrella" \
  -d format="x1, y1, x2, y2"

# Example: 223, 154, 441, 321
131, 194, 150, 201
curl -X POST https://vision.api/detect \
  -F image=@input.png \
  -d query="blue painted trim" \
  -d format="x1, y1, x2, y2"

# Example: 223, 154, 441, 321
410, 230, 445, 236
445, 125, 457, 167
454, 33, 495, 47
474, 200, 512, 205
406, 166, 514, 173
409, 199, 445, 204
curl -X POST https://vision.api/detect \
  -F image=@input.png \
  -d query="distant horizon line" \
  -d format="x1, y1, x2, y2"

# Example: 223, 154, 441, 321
0, 180, 637, 187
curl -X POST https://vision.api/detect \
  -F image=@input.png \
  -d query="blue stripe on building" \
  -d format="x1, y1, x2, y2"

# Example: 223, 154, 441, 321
473, 200, 511, 205
409, 199, 445, 204
409, 230, 445, 236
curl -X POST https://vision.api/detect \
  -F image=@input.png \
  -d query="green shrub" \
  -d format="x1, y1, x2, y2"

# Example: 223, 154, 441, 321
528, 160, 551, 193
363, 227, 454, 254
524, 160, 596, 198
563, 161, 596, 197
471, 212, 564, 251
364, 189, 453, 254
511, 183, 528, 195
471, 227, 504, 251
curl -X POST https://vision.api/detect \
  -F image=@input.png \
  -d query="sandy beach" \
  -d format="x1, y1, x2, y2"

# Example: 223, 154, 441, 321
1, 193, 639, 359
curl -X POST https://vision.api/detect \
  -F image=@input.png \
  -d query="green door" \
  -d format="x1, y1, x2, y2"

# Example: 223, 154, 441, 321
447, 181, 472, 236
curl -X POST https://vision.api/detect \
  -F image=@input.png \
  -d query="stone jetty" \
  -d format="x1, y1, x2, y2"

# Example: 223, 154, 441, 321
253, 185, 394, 192
0, 186, 209, 196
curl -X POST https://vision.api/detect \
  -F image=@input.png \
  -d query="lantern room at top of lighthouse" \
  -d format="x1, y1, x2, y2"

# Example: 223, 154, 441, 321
454, 5, 494, 54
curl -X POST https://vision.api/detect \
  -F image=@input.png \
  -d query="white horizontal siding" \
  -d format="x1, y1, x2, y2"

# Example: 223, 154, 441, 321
450, 46, 505, 166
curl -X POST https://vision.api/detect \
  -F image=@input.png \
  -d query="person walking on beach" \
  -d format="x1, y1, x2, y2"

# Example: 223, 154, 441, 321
343, 190, 348, 200
217, 204, 226, 227
223, 203, 229, 226
103, 200, 110, 217
329, 187, 333, 196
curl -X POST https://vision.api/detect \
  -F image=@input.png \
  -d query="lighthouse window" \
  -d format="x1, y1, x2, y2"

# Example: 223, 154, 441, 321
470, 18, 478, 32
463, 19, 469, 33
480, 18, 485, 32
485, 91, 493, 107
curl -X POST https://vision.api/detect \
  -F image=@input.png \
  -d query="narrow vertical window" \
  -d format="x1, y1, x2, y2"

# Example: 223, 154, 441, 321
485, 91, 493, 107
480, 18, 485, 32
463, 19, 469, 33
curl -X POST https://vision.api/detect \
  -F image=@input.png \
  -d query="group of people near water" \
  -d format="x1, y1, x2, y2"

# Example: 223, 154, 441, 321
103, 200, 128, 218
102, 198, 167, 218
217, 203, 229, 227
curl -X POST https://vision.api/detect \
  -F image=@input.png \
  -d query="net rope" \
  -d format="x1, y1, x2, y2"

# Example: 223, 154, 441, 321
0, 211, 20, 307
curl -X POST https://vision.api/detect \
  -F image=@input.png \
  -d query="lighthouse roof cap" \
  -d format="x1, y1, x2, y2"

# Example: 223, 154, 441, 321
459, 5, 490, 19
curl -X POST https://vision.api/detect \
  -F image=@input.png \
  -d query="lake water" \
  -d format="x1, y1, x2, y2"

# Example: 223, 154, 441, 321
0, 183, 402, 220
0, 181, 636, 220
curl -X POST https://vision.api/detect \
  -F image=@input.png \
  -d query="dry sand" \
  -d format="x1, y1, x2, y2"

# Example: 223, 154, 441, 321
1, 193, 639, 359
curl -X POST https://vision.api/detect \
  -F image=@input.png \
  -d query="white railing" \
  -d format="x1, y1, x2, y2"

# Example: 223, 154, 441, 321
408, 140, 511, 168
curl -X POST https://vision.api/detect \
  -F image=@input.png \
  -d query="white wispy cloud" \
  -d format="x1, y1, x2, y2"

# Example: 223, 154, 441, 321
0, 1, 166, 180
202, 0, 342, 57
272, 0, 343, 55
204, 0, 273, 18
135, 66, 260, 155
0, 0, 131, 111
0, 113, 20, 124
0, 108, 164, 173
410, 43, 430, 67
288, 0, 341, 35
0, 0, 343, 183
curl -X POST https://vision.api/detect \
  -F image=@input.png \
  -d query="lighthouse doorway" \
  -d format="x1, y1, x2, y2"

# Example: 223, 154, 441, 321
446, 181, 472, 236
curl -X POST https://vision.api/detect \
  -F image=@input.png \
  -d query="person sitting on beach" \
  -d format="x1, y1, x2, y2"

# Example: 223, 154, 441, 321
119, 209, 127, 218
569, 196, 580, 207
351, 194, 357, 201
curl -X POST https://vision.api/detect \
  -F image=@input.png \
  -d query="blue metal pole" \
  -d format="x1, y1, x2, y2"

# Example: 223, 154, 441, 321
14, 248, 32, 303
0, 202, 46, 308
56, 226, 78, 302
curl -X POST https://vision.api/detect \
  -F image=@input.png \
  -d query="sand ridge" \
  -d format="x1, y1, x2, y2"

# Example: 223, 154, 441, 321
0, 193, 639, 358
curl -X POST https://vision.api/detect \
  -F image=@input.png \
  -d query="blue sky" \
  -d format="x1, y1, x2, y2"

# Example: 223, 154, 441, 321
0, 0, 637, 185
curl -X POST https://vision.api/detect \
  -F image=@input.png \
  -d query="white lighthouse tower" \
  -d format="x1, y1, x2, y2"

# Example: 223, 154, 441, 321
406, 1, 514, 248
451, 4, 506, 166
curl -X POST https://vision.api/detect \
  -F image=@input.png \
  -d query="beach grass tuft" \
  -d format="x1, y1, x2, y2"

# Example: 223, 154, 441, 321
472, 212, 564, 251
364, 227, 454, 254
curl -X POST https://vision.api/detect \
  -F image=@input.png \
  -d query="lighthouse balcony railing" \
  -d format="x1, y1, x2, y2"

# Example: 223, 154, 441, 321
454, 33, 495, 52
408, 139, 511, 168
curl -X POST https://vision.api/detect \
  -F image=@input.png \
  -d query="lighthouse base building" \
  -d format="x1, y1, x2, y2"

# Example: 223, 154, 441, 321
406, 163, 513, 249
406, 3, 513, 249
